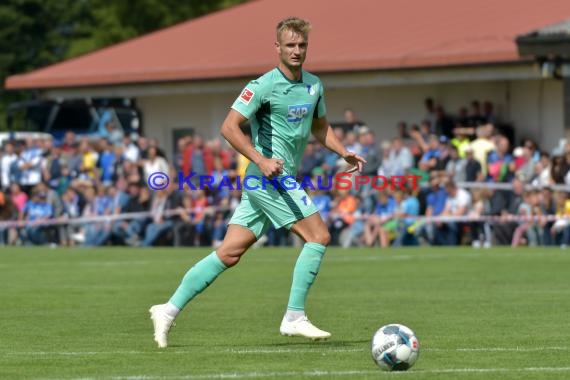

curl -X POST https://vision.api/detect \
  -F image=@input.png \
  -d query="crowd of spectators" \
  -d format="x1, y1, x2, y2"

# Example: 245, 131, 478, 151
1, 97, 570, 248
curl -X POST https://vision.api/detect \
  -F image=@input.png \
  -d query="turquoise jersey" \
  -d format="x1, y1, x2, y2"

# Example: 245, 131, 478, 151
231, 67, 327, 177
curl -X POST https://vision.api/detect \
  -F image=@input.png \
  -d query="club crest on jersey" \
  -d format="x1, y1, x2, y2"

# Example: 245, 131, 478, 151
239, 88, 255, 105
307, 84, 318, 96
287, 103, 312, 122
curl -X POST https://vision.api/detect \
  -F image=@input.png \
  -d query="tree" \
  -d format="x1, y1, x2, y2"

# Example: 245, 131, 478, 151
0, 0, 248, 129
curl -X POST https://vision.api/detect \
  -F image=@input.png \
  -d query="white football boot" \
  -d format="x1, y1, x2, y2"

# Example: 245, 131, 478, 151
279, 315, 331, 340
149, 305, 175, 348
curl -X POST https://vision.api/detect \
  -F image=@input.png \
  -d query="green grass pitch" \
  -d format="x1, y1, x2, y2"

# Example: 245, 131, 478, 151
1, 246, 570, 379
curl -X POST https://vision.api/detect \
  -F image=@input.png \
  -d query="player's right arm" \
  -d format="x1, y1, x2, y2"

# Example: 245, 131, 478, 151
220, 110, 283, 179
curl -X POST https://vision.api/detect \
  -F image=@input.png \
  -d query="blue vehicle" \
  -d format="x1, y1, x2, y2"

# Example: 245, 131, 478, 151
5, 98, 142, 143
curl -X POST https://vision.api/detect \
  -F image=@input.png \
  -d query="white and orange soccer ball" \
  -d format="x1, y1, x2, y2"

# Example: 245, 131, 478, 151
371, 324, 420, 371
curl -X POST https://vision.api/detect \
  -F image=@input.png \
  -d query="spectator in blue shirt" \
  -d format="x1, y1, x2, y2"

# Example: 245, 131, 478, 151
413, 176, 447, 244
97, 139, 116, 186
311, 188, 332, 221
363, 191, 397, 247
392, 187, 420, 247
20, 191, 53, 245
418, 134, 441, 173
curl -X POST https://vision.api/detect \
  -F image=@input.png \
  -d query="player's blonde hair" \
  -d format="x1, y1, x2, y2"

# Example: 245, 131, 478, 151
276, 17, 312, 42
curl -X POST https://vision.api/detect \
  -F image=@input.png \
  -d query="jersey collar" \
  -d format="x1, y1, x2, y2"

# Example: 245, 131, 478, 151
276, 67, 303, 84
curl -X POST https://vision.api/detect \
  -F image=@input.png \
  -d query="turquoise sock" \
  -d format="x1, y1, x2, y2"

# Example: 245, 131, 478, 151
169, 252, 227, 310
287, 242, 327, 311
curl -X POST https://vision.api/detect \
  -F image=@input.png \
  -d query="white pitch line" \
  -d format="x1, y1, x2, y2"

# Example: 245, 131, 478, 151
3, 347, 365, 357
224, 347, 363, 354
6, 346, 569, 357
428, 346, 569, 352
58, 367, 570, 380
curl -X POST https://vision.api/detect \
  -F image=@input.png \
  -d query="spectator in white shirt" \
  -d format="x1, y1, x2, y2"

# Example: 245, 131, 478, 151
380, 137, 414, 177
1, 142, 18, 191
435, 181, 472, 245
143, 146, 169, 184
18, 138, 44, 194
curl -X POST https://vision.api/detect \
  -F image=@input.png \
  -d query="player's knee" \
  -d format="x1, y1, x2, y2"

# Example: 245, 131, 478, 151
217, 246, 246, 267
308, 229, 331, 246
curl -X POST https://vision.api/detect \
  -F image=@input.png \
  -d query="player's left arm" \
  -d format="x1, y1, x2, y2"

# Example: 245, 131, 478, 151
311, 116, 366, 173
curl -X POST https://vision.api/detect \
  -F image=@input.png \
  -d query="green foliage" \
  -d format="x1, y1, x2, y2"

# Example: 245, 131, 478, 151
79, 0, 245, 52
0, 0, 247, 129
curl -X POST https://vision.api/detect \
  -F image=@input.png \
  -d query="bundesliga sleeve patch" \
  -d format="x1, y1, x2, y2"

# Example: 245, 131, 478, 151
239, 88, 255, 105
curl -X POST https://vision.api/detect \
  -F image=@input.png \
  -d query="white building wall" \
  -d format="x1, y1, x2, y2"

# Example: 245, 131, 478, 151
137, 78, 563, 157
508, 80, 564, 152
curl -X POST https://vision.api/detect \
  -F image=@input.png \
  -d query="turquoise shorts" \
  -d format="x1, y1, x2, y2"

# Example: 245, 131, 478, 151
228, 175, 319, 239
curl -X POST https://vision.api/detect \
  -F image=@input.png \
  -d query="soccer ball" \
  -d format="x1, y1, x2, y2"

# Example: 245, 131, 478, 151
371, 323, 420, 371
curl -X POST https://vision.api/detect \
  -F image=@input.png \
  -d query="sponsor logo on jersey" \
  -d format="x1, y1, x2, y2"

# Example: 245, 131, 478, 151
287, 103, 312, 122
239, 88, 255, 105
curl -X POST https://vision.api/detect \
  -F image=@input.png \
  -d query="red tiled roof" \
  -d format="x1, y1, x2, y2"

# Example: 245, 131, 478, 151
6, 0, 570, 90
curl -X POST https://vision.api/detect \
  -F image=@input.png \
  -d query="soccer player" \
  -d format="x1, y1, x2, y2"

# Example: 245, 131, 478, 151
149, 16, 366, 348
